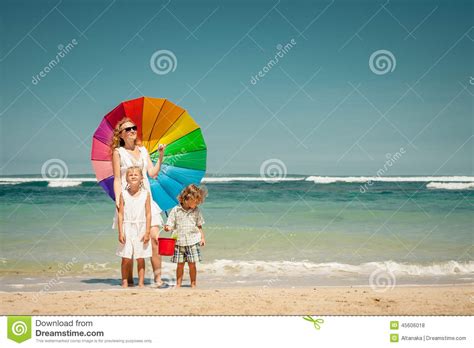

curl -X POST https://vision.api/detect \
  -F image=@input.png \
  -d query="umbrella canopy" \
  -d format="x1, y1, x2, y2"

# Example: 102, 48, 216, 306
91, 97, 207, 211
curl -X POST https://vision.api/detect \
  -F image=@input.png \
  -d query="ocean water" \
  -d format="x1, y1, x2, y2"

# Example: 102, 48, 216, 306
0, 175, 473, 291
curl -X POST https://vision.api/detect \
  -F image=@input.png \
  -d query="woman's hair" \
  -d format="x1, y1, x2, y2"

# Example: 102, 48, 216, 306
178, 184, 208, 206
110, 117, 141, 151
125, 166, 143, 188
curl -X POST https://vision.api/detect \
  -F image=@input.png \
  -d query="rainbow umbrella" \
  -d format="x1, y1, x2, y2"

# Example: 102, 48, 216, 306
91, 97, 207, 211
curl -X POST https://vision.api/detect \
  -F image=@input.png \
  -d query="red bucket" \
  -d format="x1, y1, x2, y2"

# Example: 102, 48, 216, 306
158, 238, 176, 256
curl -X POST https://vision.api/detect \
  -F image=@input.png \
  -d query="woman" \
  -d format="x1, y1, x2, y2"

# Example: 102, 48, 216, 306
111, 117, 166, 287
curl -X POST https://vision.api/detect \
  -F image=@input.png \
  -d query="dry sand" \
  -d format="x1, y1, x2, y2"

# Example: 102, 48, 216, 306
1, 285, 473, 315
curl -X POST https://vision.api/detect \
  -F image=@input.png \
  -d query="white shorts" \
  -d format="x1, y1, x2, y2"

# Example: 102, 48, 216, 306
116, 224, 152, 259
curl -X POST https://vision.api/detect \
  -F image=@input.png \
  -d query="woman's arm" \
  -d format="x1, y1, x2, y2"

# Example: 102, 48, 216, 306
146, 144, 166, 179
143, 194, 151, 244
112, 149, 122, 210
118, 195, 125, 243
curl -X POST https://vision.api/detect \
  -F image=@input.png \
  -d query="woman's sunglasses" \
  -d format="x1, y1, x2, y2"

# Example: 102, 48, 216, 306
121, 126, 137, 133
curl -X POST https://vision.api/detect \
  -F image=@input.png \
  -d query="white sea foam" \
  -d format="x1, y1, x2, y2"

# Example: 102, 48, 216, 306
0, 178, 95, 185
305, 176, 474, 184
82, 262, 111, 272
197, 259, 474, 277
47, 181, 83, 188
202, 177, 306, 183
426, 182, 474, 190
8, 284, 25, 289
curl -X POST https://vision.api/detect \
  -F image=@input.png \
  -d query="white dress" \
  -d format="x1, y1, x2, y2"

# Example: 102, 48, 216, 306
112, 146, 163, 229
116, 188, 152, 259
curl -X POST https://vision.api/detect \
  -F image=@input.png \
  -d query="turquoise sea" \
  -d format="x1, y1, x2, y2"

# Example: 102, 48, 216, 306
0, 175, 473, 290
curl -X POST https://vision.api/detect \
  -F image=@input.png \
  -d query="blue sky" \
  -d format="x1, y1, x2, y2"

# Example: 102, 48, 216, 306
1, 0, 473, 175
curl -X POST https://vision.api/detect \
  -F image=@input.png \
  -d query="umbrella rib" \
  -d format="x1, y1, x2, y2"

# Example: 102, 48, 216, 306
93, 117, 114, 145
150, 109, 186, 152
132, 97, 146, 141
162, 164, 206, 172
161, 127, 203, 151
150, 127, 205, 157
161, 164, 205, 185
162, 148, 207, 159
151, 172, 181, 207
147, 99, 166, 144
98, 175, 114, 182
92, 136, 113, 148
104, 117, 114, 131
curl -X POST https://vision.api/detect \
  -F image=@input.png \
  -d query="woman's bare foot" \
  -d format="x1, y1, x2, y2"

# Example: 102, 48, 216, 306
191, 283, 196, 288
138, 283, 145, 288
121, 280, 128, 288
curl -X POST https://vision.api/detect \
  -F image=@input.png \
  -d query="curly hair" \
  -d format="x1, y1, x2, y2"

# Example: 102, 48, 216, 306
110, 117, 141, 151
178, 184, 208, 206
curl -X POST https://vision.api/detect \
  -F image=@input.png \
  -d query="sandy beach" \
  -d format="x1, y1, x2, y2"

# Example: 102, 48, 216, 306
1, 285, 473, 315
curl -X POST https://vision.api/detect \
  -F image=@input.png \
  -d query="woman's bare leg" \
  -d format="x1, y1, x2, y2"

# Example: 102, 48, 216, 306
150, 226, 162, 285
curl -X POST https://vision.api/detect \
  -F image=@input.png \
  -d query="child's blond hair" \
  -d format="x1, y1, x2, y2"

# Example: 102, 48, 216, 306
178, 184, 207, 206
